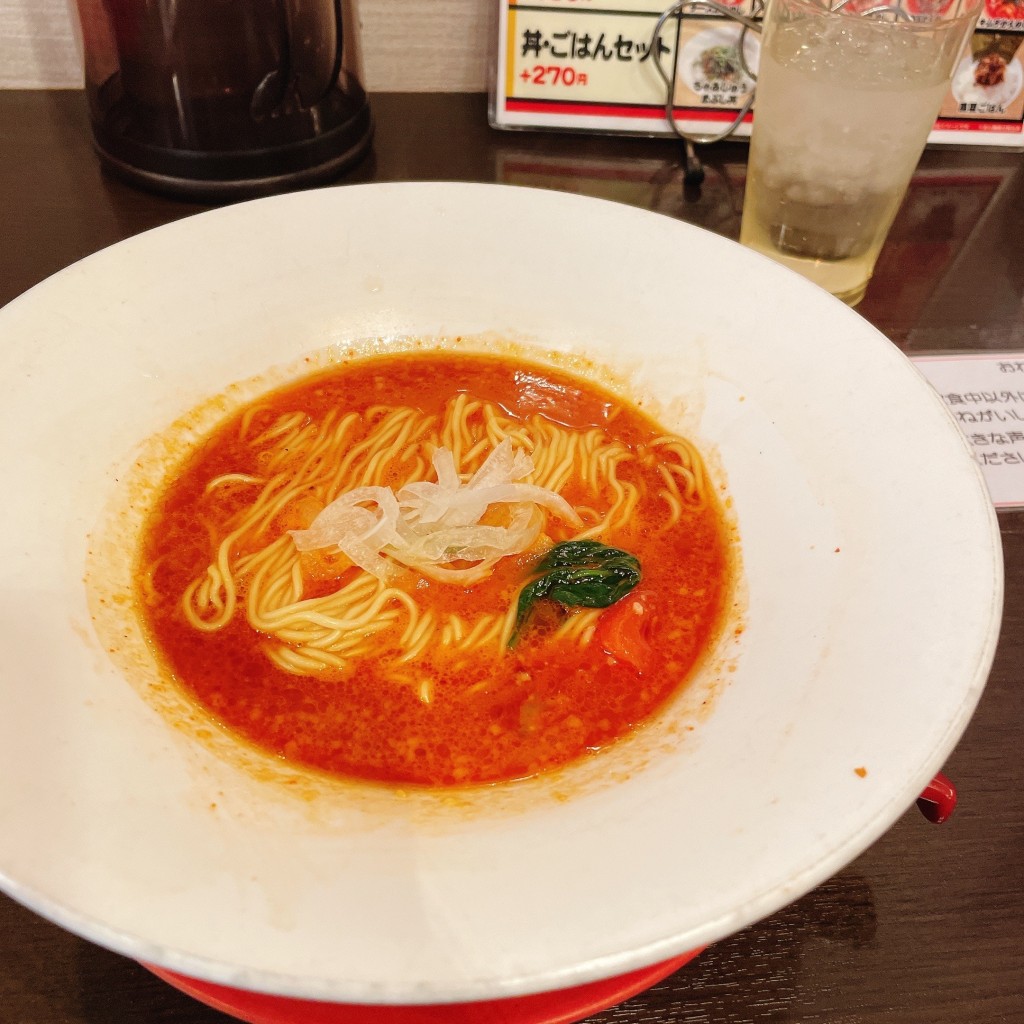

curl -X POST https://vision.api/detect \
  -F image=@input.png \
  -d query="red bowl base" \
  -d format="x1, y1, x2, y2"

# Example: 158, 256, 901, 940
145, 950, 703, 1024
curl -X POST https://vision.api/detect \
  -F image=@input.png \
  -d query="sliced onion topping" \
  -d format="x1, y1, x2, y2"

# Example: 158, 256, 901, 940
289, 439, 582, 583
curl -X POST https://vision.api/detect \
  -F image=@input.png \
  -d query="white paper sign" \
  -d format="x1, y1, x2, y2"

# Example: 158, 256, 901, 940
913, 352, 1024, 510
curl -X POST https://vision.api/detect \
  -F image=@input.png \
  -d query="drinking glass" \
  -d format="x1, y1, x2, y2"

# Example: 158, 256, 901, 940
739, 0, 982, 305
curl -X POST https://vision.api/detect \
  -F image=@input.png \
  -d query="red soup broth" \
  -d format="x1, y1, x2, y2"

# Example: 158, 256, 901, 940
137, 352, 734, 786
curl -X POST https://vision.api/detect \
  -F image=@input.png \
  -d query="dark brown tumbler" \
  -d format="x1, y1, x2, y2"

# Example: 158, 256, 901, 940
74, 0, 372, 200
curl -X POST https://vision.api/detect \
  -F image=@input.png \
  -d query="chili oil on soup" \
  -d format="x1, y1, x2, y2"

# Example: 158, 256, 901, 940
134, 352, 735, 787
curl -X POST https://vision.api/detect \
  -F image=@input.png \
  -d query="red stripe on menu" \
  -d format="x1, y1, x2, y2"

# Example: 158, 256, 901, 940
505, 99, 753, 123
934, 118, 1024, 133
504, 101, 1019, 135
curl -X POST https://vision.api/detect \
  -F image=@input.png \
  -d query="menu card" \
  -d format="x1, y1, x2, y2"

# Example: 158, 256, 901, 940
490, 0, 1024, 149
913, 352, 1024, 509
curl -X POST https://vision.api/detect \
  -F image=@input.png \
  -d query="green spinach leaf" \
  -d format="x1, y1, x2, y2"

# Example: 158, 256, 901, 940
509, 540, 641, 646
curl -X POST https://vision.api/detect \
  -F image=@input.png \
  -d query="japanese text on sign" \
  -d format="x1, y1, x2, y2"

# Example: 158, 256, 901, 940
520, 28, 669, 62
913, 353, 1024, 507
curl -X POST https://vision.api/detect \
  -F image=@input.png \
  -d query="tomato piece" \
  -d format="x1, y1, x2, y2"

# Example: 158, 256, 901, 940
593, 589, 657, 675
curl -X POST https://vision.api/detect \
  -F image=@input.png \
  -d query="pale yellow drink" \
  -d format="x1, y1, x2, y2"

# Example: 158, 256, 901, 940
739, 0, 980, 305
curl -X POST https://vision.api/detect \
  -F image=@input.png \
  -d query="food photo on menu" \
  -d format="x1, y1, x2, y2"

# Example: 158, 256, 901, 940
673, 20, 759, 110
943, 31, 1024, 116
982, 0, 1024, 22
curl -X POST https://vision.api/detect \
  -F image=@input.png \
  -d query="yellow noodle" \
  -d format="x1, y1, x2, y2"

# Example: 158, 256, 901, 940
552, 608, 602, 644
483, 403, 529, 450
577, 431, 597, 489
651, 436, 707, 505
263, 420, 318, 472
397, 611, 436, 664
179, 391, 710, 685
238, 404, 269, 441
544, 431, 579, 494
358, 409, 425, 487
245, 409, 306, 445
441, 615, 466, 645
659, 486, 684, 529
139, 555, 167, 607
204, 473, 265, 494
496, 601, 519, 650
267, 643, 348, 674
455, 613, 501, 650
441, 394, 472, 465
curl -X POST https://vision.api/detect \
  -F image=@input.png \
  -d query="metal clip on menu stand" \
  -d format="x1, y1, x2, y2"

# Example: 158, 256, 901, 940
652, 0, 915, 185
650, 0, 763, 185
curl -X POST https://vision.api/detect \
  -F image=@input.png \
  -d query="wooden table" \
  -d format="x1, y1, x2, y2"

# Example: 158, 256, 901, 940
1, 90, 1021, 1024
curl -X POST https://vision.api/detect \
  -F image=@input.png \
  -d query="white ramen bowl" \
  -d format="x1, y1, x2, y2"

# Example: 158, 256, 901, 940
0, 182, 1002, 1005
